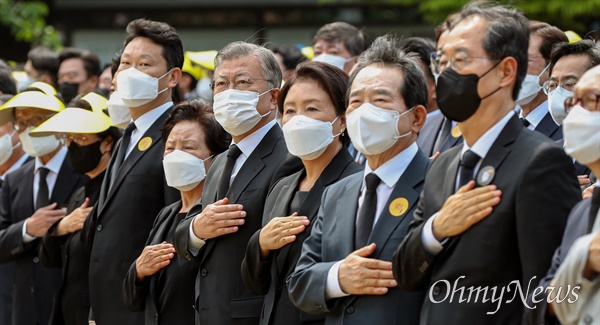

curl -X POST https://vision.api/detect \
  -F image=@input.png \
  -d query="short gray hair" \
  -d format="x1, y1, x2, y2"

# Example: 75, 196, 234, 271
348, 34, 428, 110
214, 41, 282, 89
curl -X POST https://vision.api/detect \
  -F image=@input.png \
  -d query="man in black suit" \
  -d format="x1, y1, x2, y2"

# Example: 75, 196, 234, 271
392, 3, 581, 324
288, 34, 429, 324
84, 19, 181, 325
0, 84, 86, 325
517, 22, 567, 140
524, 64, 600, 325
173, 41, 294, 325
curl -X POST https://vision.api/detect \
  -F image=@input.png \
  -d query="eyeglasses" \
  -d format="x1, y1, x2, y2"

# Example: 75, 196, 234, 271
564, 94, 600, 114
13, 114, 55, 133
543, 79, 577, 95
430, 51, 493, 74
211, 77, 272, 93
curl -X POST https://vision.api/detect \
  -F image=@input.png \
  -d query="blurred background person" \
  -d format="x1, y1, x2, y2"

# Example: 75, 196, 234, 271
517, 22, 568, 140
99, 62, 114, 93
57, 48, 102, 104
0, 82, 86, 325
177, 54, 203, 100
32, 92, 119, 325
22, 46, 59, 90
546, 40, 600, 189
123, 99, 229, 324
312, 22, 370, 74
241, 61, 361, 325
271, 45, 308, 82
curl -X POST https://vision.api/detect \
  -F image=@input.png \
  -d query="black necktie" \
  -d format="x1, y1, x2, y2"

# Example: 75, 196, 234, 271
433, 117, 452, 154
587, 187, 600, 233
36, 167, 50, 210
457, 150, 481, 190
521, 118, 531, 127
217, 144, 242, 199
355, 173, 380, 249
110, 122, 136, 187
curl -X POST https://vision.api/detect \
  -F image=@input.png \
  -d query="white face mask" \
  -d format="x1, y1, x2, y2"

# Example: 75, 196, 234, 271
163, 150, 212, 192
0, 131, 19, 165
18, 126, 60, 157
347, 103, 413, 156
18, 76, 36, 92
563, 105, 600, 165
212, 88, 272, 136
312, 54, 350, 71
107, 92, 132, 129
516, 65, 549, 106
548, 87, 573, 125
283, 115, 341, 160
116, 67, 171, 108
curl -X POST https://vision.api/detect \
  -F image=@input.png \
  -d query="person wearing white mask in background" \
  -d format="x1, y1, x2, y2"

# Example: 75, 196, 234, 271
123, 99, 229, 324
241, 61, 361, 325
311, 22, 371, 166
0, 82, 86, 325
517, 22, 568, 140
545, 40, 600, 190
525, 64, 600, 325
288, 35, 429, 325
173, 41, 302, 325
21, 46, 59, 90
83, 19, 181, 325
105, 51, 134, 129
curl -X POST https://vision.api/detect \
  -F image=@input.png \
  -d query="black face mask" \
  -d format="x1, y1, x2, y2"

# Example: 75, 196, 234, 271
59, 82, 80, 105
436, 61, 502, 122
68, 140, 103, 174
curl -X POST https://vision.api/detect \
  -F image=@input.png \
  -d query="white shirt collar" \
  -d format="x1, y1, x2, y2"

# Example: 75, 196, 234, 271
519, 100, 548, 129
0, 153, 29, 180
364, 142, 419, 188
461, 111, 515, 159
132, 102, 173, 136
34, 146, 67, 174
234, 120, 277, 158
427, 109, 442, 118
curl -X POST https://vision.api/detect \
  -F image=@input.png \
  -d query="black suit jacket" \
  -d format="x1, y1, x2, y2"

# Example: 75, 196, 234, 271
416, 111, 444, 156
123, 200, 197, 325
85, 107, 180, 325
535, 112, 562, 141
393, 115, 581, 324
173, 124, 293, 325
288, 149, 430, 325
524, 197, 597, 325
0, 156, 85, 325
241, 148, 362, 325
40, 172, 104, 325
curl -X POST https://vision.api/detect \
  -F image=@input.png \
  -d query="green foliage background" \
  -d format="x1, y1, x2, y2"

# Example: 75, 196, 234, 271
0, 0, 61, 50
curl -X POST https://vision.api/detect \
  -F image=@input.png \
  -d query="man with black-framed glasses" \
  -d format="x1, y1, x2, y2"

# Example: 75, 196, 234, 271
0, 82, 86, 325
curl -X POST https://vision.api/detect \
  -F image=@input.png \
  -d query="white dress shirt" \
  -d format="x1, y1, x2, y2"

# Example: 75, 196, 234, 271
519, 100, 548, 131
188, 120, 278, 252
0, 153, 29, 181
422, 111, 515, 255
125, 102, 172, 159
23, 146, 68, 242
326, 142, 419, 299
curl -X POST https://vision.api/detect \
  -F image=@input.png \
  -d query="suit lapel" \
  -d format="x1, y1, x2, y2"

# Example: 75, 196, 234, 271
99, 107, 172, 217
368, 150, 428, 259
21, 162, 35, 213
535, 112, 559, 138
334, 175, 362, 255
478, 115, 520, 183
272, 172, 303, 275
442, 147, 461, 197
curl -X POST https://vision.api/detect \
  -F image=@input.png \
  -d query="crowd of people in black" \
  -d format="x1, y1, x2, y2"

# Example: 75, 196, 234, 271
0, 1, 599, 324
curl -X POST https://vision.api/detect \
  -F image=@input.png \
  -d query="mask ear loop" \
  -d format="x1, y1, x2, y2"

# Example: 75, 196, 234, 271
157, 69, 174, 95
330, 115, 343, 138
538, 64, 550, 77
394, 107, 415, 139
258, 88, 275, 118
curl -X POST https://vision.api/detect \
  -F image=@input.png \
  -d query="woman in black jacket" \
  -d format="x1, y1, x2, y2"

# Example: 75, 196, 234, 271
122, 98, 230, 324
241, 61, 362, 325
38, 92, 120, 325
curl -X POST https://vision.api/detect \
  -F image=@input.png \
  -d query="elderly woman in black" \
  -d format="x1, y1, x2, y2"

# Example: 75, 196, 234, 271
241, 61, 362, 325
122, 98, 229, 324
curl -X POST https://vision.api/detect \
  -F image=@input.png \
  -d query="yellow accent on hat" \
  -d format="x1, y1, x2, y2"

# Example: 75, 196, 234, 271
182, 54, 204, 80
30, 92, 111, 137
186, 50, 218, 71
565, 31, 582, 43
0, 82, 64, 124
301, 46, 314, 60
